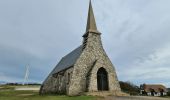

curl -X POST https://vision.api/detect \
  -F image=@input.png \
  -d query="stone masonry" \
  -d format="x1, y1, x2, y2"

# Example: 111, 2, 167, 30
40, 1, 122, 96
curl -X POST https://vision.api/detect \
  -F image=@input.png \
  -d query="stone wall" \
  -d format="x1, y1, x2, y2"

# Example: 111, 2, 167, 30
68, 32, 121, 95
40, 67, 73, 94
40, 32, 121, 96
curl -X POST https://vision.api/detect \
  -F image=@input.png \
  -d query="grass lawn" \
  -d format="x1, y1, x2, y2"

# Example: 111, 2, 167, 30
1, 85, 169, 100
0, 90, 97, 100
0, 85, 97, 100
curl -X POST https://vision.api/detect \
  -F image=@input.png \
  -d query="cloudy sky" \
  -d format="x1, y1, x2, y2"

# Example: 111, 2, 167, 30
0, 0, 170, 87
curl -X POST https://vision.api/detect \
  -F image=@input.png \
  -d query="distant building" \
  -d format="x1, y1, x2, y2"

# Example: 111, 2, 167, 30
140, 84, 167, 96
40, 1, 123, 96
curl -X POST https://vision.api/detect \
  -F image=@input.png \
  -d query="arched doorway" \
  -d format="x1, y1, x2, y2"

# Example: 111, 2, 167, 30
97, 67, 108, 91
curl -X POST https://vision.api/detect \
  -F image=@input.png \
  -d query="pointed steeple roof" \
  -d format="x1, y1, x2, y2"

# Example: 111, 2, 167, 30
85, 0, 100, 34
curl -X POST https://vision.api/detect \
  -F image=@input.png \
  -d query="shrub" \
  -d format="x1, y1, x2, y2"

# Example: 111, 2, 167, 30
119, 81, 140, 95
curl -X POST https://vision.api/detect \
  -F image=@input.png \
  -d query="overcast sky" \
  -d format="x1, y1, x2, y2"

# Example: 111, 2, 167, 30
0, 0, 170, 87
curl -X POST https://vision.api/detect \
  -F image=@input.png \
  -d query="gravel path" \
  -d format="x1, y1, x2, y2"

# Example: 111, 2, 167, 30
15, 87, 40, 91
100, 96, 169, 100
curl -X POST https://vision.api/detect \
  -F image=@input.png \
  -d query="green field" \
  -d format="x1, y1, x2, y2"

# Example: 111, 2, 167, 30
0, 85, 97, 100
0, 91, 97, 100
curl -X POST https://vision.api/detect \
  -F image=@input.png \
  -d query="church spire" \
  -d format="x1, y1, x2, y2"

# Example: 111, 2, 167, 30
85, 0, 100, 34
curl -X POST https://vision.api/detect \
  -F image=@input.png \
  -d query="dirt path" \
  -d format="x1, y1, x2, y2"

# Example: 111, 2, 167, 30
99, 96, 169, 100
15, 87, 40, 91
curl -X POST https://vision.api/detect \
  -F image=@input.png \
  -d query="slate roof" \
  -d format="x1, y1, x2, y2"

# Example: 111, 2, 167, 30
52, 45, 83, 74
43, 46, 82, 84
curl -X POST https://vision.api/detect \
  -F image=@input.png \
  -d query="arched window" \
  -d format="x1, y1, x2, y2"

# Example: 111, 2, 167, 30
67, 73, 70, 84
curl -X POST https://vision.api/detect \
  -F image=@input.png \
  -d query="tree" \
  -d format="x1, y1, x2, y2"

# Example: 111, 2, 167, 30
167, 88, 170, 96
119, 81, 140, 95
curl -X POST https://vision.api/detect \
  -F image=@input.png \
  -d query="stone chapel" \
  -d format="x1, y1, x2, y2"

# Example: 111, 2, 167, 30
40, 1, 122, 96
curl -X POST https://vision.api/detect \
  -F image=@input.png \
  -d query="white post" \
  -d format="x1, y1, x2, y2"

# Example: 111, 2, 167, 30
23, 64, 30, 85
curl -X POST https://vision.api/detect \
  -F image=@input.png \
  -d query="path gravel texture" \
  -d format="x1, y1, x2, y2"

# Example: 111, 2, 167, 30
15, 87, 40, 91
100, 96, 169, 100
